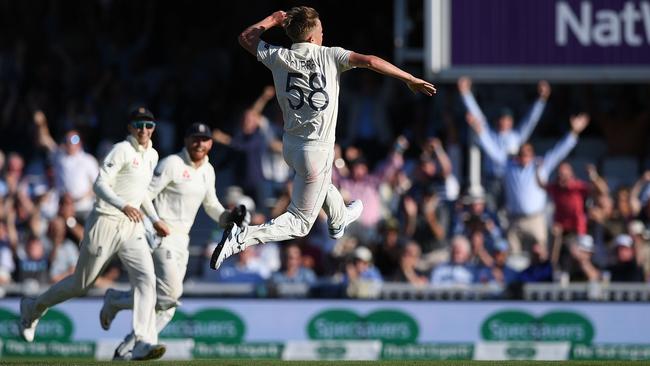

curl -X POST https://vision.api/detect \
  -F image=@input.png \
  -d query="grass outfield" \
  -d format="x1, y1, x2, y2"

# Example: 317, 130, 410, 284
1, 361, 648, 366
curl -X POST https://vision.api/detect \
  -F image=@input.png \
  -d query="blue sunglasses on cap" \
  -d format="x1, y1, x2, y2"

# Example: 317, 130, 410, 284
131, 121, 156, 130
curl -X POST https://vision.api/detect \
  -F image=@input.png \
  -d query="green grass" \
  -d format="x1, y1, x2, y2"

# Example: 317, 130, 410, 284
1, 360, 649, 366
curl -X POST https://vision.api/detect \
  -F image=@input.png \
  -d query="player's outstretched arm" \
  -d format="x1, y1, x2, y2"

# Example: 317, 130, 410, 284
348, 52, 436, 96
238, 11, 287, 56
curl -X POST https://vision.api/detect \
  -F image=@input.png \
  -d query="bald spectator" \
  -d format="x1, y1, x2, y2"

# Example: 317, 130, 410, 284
430, 235, 476, 286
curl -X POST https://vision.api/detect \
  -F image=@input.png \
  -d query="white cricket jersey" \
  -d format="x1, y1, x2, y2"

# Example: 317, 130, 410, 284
257, 41, 352, 144
148, 149, 225, 235
93, 135, 159, 217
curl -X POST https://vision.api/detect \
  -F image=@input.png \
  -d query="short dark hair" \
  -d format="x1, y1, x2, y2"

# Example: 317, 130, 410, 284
284, 6, 320, 43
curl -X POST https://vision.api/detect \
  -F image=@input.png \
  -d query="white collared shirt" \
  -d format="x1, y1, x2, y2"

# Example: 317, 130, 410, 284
93, 135, 159, 217
53, 150, 98, 212
147, 148, 225, 235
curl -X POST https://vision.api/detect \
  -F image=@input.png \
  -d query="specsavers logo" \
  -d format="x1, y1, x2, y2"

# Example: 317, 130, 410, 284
160, 308, 245, 343
0, 308, 73, 341
481, 310, 594, 344
307, 309, 418, 344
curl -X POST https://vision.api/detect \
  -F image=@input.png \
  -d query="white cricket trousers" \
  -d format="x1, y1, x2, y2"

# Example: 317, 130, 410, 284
109, 233, 189, 333
240, 135, 346, 246
34, 211, 158, 344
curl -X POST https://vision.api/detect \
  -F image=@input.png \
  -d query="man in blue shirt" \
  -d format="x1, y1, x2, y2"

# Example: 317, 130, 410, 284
459, 78, 551, 209
466, 113, 589, 256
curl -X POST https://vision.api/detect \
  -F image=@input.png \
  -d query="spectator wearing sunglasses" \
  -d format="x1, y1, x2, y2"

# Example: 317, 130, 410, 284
34, 110, 99, 220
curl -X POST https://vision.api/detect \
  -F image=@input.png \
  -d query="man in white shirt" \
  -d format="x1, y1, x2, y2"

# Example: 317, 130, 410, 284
34, 110, 99, 219
100, 123, 248, 360
20, 107, 169, 361
210, 6, 436, 270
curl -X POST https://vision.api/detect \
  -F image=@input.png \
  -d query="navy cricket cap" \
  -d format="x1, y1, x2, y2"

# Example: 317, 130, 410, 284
185, 122, 212, 138
129, 106, 155, 122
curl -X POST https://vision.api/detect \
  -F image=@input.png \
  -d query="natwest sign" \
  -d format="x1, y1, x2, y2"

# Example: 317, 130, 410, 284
426, 0, 650, 81
556, 1, 650, 47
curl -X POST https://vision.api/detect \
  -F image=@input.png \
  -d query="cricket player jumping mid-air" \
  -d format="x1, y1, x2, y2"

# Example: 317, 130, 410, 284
210, 6, 436, 270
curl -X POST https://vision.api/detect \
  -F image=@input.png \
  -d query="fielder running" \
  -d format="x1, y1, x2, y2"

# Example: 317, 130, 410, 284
210, 6, 436, 269
19, 107, 168, 361
100, 123, 248, 360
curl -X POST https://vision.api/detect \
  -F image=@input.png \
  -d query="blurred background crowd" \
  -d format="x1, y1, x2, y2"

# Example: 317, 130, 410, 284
1, 0, 649, 299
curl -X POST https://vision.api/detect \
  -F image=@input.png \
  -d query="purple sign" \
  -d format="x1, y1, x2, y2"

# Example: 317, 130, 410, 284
451, 0, 650, 65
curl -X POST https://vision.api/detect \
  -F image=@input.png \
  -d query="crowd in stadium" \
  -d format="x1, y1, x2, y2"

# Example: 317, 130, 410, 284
1, 1, 649, 299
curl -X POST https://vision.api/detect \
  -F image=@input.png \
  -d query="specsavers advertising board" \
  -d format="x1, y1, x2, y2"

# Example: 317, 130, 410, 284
1, 299, 649, 360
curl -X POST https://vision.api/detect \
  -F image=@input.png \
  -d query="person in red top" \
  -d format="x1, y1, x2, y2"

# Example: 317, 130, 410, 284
543, 162, 590, 235
537, 162, 590, 267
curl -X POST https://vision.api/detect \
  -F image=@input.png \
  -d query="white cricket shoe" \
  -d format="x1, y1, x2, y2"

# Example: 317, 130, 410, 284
19, 297, 44, 342
131, 341, 166, 361
209, 224, 245, 270
100, 288, 122, 331
113, 331, 136, 360
328, 200, 364, 239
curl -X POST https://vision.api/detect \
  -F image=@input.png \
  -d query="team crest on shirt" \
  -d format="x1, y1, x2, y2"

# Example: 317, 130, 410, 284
132, 158, 140, 168
182, 169, 191, 180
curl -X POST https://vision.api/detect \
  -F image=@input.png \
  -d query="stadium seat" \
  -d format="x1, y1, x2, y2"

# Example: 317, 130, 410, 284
573, 137, 608, 159
602, 156, 640, 190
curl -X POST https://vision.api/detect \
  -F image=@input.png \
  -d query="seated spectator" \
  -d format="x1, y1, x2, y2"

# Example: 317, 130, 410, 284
372, 217, 403, 278
56, 193, 85, 243
214, 247, 268, 284
519, 241, 554, 283
567, 235, 600, 282
391, 241, 429, 286
269, 243, 316, 285
475, 239, 518, 287
455, 186, 504, 254
0, 222, 15, 285
16, 235, 49, 284
345, 246, 383, 298
430, 235, 476, 286
607, 234, 644, 282
44, 217, 79, 283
